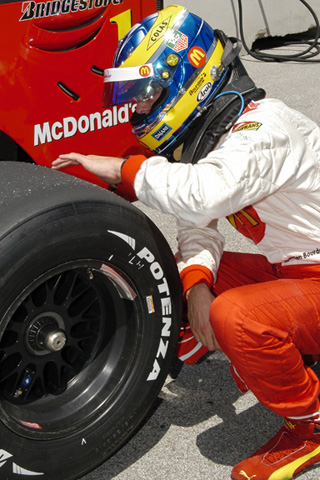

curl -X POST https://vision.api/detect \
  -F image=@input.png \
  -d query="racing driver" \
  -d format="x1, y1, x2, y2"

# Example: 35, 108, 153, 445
52, 5, 320, 480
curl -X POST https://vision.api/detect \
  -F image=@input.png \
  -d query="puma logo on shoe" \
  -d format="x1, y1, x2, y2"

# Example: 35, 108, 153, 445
232, 423, 320, 480
285, 419, 296, 430
239, 470, 256, 480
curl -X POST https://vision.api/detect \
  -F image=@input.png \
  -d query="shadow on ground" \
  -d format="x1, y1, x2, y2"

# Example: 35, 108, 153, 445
83, 351, 288, 479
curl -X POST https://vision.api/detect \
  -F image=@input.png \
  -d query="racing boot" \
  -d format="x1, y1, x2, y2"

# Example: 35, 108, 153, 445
231, 415, 320, 480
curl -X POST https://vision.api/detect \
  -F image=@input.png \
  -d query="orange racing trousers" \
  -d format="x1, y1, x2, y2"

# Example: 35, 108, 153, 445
210, 252, 320, 419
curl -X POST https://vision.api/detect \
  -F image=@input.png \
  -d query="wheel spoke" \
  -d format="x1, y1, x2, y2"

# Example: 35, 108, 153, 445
0, 259, 143, 446
0, 268, 111, 404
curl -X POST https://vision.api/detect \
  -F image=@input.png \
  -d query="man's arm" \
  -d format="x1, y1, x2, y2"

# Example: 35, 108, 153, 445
186, 283, 220, 351
52, 153, 126, 184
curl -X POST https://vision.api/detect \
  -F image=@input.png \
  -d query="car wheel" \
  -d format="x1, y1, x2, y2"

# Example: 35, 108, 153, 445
0, 162, 181, 480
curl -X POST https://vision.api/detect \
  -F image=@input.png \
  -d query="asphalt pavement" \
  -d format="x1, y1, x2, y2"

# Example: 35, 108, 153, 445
83, 49, 320, 480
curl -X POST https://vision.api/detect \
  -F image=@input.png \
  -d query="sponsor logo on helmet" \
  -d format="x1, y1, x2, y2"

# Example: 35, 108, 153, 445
152, 123, 172, 141
188, 71, 207, 97
20, 0, 122, 21
188, 46, 207, 68
165, 29, 188, 52
147, 16, 172, 50
139, 65, 151, 77
197, 82, 212, 103
232, 121, 262, 132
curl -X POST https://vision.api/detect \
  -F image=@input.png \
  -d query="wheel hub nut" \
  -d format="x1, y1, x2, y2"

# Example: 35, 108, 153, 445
38, 326, 67, 352
27, 315, 67, 354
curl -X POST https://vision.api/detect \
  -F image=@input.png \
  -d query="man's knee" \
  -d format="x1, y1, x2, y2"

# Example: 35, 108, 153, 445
210, 286, 290, 357
210, 288, 247, 351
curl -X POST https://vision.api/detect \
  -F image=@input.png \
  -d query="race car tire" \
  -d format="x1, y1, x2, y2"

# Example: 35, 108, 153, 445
0, 162, 182, 480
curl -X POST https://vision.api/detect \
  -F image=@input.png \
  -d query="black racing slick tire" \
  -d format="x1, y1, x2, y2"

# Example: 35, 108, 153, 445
0, 162, 182, 480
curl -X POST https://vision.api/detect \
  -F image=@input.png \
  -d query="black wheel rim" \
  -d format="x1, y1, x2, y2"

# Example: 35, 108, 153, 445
0, 260, 142, 439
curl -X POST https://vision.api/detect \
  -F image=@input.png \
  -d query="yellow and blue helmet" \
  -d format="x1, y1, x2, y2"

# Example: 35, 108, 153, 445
103, 5, 240, 155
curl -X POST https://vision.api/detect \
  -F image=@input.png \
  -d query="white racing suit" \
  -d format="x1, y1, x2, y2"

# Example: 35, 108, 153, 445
121, 98, 320, 418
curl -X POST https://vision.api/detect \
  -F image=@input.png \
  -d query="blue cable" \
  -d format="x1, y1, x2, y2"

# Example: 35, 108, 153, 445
214, 90, 245, 116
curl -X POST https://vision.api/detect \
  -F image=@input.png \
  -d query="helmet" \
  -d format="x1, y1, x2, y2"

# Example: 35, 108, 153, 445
103, 5, 240, 155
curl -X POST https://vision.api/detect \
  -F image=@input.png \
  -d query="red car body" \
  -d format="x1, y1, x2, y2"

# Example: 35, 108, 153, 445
0, 0, 159, 194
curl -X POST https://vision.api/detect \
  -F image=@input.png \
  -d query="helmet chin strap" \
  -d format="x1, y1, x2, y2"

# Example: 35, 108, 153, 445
221, 36, 243, 69
179, 68, 266, 164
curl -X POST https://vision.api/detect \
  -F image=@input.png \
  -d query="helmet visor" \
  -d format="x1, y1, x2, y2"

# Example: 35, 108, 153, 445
102, 64, 162, 108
